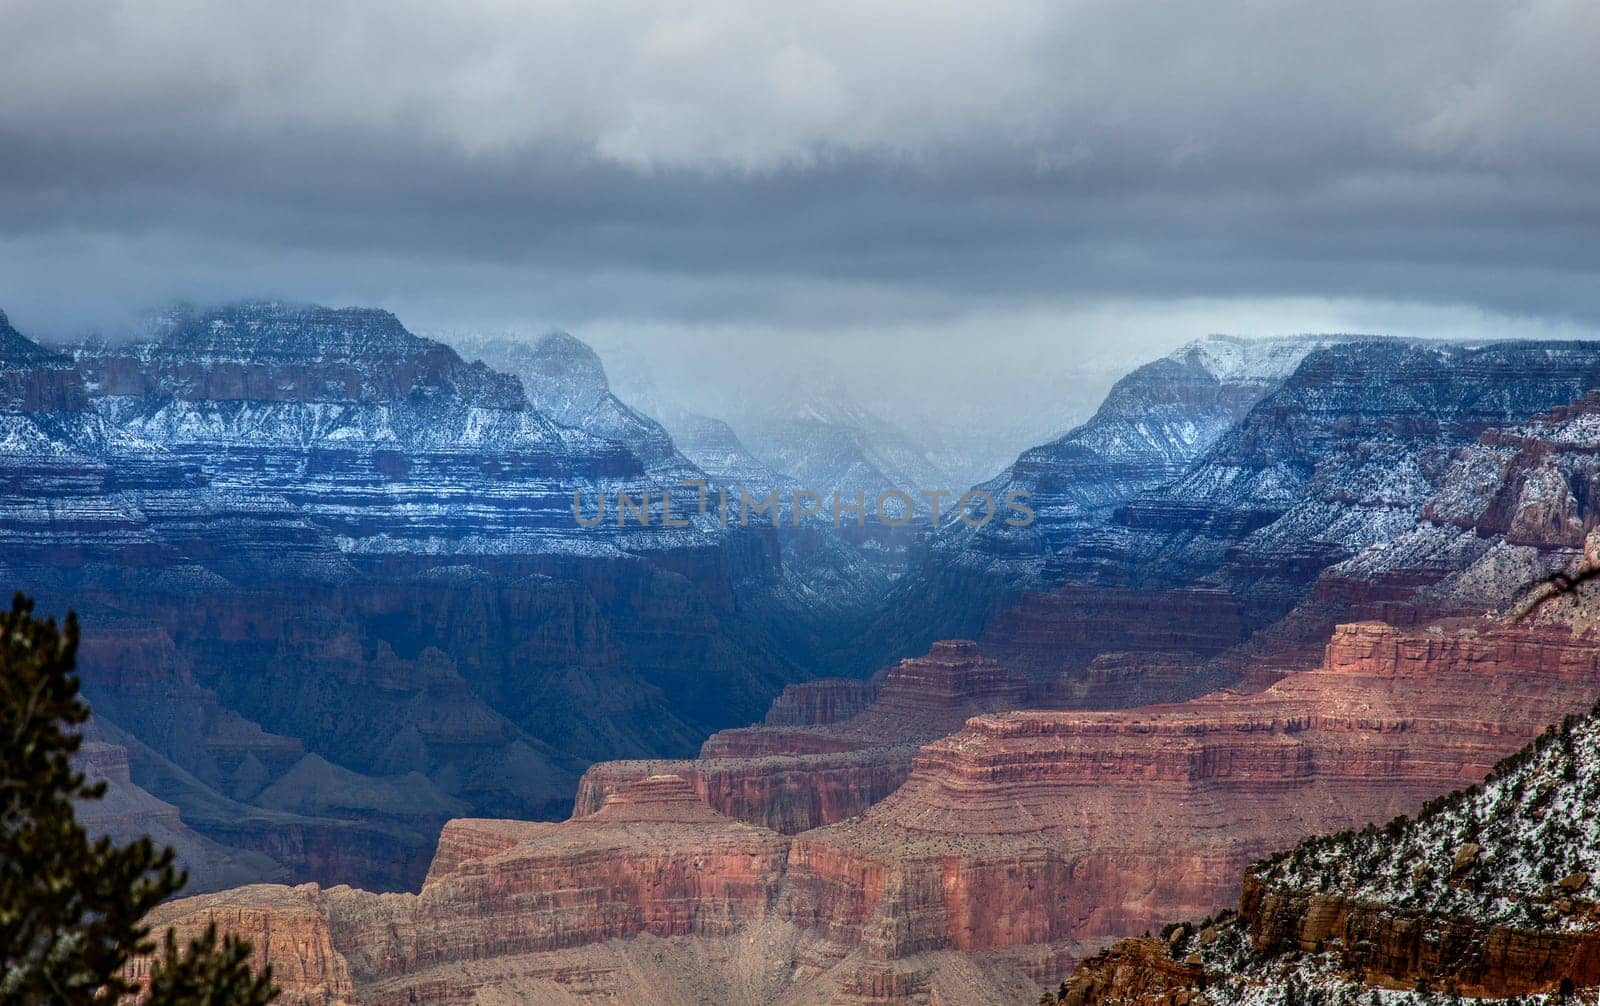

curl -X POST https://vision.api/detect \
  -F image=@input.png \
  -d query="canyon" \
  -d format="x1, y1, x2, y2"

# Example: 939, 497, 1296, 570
1065, 664, 1600, 1003
4, 307, 1388, 896
142, 612, 1600, 1004
12, 305, 1600, 1002
2, 303, 835, 891
137, 352, 1600, 1002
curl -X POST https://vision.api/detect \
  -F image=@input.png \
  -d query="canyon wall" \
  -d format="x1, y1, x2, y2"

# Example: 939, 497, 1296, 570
573, 640, 1026, 834
145, 614, 1600, 1003
780, 619, 1600, 990
2, 303, 861, 892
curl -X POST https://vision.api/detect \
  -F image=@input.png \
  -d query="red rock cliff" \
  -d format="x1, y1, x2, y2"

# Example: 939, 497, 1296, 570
784, 619, 1600, 990
573, 641, 1028, 834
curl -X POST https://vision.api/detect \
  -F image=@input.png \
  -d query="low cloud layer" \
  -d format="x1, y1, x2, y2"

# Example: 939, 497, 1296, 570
1, 0, 1597, 369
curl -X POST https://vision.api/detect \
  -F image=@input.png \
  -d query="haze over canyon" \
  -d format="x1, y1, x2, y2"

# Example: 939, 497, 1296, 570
2, 298, 1599, 1002
6, 3, 1600, 1003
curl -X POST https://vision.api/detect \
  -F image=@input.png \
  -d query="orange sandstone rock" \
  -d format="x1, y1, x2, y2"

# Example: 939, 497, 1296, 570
574, 641, 1028, 835
785, 619, 1600, 986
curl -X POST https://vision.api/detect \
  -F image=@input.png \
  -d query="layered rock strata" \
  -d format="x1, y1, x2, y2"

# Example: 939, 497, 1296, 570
2, 303, 835, 890
158, 614, 1600, 1004
145, 776, 795, 1004
572, 640, 1027, 834
783, 617, 1600, 990
1066, 685, 1600, 1003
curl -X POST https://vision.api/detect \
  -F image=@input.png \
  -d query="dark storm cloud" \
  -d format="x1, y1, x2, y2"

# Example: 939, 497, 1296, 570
0, 0, 1597, 338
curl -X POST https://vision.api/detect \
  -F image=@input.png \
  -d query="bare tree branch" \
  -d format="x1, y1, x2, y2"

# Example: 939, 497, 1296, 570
1511, 537, 1600, 622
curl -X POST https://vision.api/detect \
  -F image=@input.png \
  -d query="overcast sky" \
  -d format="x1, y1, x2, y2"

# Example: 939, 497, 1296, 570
2, 0, 1598, 436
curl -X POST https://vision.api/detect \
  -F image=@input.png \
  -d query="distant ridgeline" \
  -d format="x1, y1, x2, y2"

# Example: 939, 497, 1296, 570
0, 302, 902, 891
8, 301, 1600, 914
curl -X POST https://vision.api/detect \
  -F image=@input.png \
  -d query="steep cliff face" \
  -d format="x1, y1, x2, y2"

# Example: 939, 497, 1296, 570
782, 616, 1600, 993
762, 678, 881, 726
321, 774, 793, 991
0, 308, 89, 412
1066, 692, 1600, 1003
144, 776, 798, 1005
573, 640, 1028, 834
131, 884, 360, 1006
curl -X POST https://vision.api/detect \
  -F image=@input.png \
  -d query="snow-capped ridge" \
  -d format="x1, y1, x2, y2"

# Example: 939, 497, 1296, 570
154, 301, 428, 361
1177, 333, 1383, 384
445, 329, 684, 471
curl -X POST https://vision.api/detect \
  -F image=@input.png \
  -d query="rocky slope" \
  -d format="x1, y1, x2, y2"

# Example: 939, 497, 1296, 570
844, 335, 1353, 680
951, 335, 1349, 571
1065, 682, 1600, 1003
72, 737, 285, 894
953, 339, 1600, 704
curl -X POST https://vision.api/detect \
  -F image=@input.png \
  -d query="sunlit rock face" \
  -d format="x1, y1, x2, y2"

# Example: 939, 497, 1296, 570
141, 776, 796, 1005
146, 610, 1600, 1003
572, 639, 1028, 835
1068, 678, 1600, 1004
787, 617, 1600, 967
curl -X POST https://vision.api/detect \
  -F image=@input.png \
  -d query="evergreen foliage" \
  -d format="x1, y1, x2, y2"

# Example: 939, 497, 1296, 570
0, 592, 277, 1004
